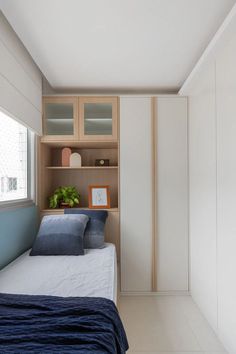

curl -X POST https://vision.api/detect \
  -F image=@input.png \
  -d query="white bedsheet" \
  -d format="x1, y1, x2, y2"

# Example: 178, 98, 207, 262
0, 243, 117, 303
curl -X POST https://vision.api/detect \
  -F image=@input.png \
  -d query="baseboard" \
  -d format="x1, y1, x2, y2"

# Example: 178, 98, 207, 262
120, 290, 190, 296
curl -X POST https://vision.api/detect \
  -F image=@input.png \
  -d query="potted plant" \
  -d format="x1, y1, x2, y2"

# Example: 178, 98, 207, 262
49, 186, 80, 209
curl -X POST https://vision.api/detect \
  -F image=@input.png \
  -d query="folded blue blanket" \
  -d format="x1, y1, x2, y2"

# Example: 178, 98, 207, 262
0, 293, 129, 353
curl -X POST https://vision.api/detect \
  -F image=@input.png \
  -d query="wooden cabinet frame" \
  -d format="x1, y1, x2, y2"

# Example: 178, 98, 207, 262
41, 96, 78, 142
38, 96, 120, 259
79, 97, 118, 141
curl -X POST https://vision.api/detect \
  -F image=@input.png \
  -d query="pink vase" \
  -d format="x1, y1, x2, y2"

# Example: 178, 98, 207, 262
62, 147, 71, 167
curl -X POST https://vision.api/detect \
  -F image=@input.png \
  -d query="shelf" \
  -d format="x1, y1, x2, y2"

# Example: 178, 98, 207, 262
46, 166, 118, 170
47, 118, 73, 121
40, 140, 118, 149
85, 118, 112, 121
41, 207, 119, 213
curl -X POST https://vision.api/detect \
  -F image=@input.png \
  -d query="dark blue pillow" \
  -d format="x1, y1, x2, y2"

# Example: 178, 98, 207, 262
30, 214, 89, 256
64, 209, 108, 249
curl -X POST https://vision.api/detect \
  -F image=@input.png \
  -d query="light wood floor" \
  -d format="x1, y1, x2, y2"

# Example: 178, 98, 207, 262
119, 295, 227, 354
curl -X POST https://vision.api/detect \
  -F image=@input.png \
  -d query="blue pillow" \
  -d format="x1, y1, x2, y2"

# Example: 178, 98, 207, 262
64, 209, 108, 249
30, 214, 89, 256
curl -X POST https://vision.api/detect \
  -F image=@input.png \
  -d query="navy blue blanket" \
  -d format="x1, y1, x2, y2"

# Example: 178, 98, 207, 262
0, 293, 128, 353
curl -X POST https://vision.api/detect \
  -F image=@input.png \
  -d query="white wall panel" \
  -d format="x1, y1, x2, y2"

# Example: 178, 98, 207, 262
216, 36, 236, 354
185, 27, 236, 353
0, 12, 42, 87
0, 11, 42, 134
188, 64, 218, 330
120, 97, 152, 292
156, 97, 188, 291
0, 73, 42, 135
0, 40, 41, 111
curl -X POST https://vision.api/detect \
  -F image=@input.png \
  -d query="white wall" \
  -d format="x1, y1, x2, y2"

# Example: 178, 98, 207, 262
216, 36, 236, 353
0, 11, 42, 134
188, 63, 218, 330
186, 31, 236, 354
156, 97, 188, 291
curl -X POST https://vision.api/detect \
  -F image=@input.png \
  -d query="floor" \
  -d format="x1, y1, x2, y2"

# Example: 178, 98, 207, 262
119, 295, 227, 354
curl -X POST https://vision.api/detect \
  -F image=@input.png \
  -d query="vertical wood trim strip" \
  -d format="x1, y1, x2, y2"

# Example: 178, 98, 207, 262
151, 97, 157, 291
36, 135, 41, 208
117, 96, 121, 291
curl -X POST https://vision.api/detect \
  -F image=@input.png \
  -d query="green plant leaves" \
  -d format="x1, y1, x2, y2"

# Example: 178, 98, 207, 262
48, 186, 80, 208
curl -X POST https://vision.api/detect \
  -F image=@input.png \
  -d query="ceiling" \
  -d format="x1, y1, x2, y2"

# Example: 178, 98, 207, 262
0, 0, 235, 92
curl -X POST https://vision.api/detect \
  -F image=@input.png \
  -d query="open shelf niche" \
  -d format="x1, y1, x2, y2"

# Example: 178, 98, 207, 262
39, 143, 119, 211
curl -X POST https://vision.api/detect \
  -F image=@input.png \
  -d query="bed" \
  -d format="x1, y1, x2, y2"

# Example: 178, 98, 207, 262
0, 243, 128, 353
0, 243, 117, 303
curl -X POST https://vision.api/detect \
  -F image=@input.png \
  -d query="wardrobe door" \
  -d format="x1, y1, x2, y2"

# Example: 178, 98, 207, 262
156, 97, 188, 291
120, 97, 152, 292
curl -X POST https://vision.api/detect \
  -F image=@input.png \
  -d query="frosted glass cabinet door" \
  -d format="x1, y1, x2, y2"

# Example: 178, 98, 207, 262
79, 97, 118, 141
42, 97, 78, 141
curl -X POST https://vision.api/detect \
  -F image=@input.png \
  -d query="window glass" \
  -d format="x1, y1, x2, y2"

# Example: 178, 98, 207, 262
0, 111, 28, 202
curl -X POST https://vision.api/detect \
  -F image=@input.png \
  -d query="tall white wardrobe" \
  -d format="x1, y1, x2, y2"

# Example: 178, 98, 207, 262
120, 96, 188, 293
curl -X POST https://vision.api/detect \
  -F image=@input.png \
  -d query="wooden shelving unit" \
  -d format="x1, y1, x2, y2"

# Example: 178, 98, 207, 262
39, 95, 120, 258
42, 208, 119, 213
41, 140, 118, 149
46, 166, 118, 170
39, 143, 119, 210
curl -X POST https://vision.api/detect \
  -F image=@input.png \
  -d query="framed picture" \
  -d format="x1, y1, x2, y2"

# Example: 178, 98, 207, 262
88, 185, 110, 209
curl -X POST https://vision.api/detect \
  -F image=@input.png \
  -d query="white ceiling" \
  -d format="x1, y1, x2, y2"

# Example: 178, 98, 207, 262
0, 0, 235, 92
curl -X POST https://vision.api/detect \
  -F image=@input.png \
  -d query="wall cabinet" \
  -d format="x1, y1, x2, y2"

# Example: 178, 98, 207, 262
79, 97, 118, 141
39, 95, 120, 259
120, 96, 188, 293
120, 97, 153, 292
40, 95, 188, 293
42, 96, 118, 143
42, 97, 78, 141
155, 97, 188, 292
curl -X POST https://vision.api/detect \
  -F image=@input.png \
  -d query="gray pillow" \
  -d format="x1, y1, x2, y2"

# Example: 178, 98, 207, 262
64, 209, 108, 249
30, 214, 89, 256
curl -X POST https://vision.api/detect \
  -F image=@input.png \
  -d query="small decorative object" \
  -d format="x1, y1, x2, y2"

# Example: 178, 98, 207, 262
49, 186, 80, 208
62, 147, 71, 167
70, 152, 82, 167
88, 185, 110, 209
95, 159, 110, 167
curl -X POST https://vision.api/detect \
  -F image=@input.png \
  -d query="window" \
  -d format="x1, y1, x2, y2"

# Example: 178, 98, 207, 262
0, 110, 34, 204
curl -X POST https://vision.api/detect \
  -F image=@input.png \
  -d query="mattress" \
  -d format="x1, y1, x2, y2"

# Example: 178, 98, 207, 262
0, 243, 117, 303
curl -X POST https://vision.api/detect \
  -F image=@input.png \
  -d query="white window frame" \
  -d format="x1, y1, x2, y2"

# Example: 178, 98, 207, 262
0, 124, 36, 210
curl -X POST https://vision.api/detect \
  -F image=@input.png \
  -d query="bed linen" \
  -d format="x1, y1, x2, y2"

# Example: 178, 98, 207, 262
0, 243, 117, 303
0, 293, 128, 353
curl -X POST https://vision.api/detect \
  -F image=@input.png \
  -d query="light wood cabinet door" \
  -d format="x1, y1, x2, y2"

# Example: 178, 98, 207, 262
41, 97, 78, 141
79, 97, 118, 141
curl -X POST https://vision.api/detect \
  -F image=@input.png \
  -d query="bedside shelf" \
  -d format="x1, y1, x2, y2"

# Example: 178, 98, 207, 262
46, 166, 118, 170
41, 208, 119, 213
41, 140, 118, 149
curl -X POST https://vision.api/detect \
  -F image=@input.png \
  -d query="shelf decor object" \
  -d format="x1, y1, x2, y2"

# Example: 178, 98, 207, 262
49, 186, 80, 208
62, 147, 71, 167
95, 159, 110, 166
70, 152, 82, 167
88, 185, 110, 209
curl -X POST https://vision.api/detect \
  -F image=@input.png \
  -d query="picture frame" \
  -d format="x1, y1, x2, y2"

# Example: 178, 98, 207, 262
88, 185, 111, 209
